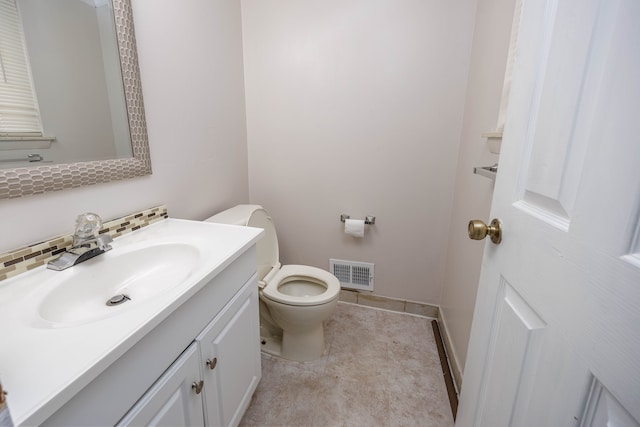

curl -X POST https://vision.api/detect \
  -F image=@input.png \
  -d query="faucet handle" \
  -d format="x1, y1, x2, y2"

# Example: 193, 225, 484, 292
96, 234, 113, 251
74, 212, 103, 244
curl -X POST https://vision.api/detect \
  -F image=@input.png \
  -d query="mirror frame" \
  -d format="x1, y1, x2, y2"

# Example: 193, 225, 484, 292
0, 0, 151, 199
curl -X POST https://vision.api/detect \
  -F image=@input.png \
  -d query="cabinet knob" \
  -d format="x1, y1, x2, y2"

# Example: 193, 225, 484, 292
191, 380, 204, 395
206, 357, 217, 370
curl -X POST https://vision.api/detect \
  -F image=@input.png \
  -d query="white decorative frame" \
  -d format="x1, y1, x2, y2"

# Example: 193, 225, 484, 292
0, 0, 151, 199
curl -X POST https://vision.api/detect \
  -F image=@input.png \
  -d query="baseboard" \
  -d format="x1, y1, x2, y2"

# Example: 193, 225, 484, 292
338, 289, 439, 318
437, 310, 463, 392
431, 320, 458, 420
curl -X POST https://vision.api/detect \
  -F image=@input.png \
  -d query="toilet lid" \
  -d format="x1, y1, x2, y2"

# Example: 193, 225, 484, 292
246, 208, 280, 283
262, 265, 341, 306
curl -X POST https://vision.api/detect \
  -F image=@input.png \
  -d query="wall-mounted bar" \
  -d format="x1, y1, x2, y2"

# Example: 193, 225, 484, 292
340, 214, 376, 225
473, 163, 498, 180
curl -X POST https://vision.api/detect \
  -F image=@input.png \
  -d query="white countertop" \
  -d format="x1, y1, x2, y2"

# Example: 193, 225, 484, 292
0, 219, 262, 425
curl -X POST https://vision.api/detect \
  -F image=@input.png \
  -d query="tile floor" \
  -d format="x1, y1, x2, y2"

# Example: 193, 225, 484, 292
240, 302, 454, 427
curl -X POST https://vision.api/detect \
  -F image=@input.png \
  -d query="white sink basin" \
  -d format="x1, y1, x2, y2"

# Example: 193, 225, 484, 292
0, 218, 264, 426
37, 243, 200, 327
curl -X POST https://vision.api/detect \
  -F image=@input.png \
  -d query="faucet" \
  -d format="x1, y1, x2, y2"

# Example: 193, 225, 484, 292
47, 213, 113, 271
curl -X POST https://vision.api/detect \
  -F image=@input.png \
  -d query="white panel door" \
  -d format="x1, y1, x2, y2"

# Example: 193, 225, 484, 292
457, 0, 640, 425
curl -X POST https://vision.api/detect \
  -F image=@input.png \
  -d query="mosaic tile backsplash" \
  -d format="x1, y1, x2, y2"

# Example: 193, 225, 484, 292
0, 206, 168, 281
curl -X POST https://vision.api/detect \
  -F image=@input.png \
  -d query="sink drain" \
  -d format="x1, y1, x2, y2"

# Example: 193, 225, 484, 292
106, 294, 130, 306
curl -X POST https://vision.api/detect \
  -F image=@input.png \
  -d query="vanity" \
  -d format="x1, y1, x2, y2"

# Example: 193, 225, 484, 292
0, 219, 263, 426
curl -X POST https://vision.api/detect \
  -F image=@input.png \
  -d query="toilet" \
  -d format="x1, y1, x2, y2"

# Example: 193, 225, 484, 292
206, 205, 340, 362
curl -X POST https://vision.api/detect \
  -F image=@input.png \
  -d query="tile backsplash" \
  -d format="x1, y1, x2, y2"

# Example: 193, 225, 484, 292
0, 205, 168, 282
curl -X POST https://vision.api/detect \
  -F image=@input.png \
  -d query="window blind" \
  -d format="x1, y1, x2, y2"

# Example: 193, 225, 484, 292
0, 0, 43, 136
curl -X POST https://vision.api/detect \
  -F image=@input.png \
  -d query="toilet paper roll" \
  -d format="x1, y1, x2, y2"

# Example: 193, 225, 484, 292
344, 219, 365, 237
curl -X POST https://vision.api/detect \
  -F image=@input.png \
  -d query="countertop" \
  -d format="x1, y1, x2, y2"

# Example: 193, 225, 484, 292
0, 219, 262, 425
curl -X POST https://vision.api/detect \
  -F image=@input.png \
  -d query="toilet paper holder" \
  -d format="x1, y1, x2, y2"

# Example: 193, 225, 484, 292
340, 214, 376, 225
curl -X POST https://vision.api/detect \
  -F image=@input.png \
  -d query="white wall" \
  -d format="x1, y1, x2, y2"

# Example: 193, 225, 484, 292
0, 0, 249, 253
440, 0, 516, 375
242, 0, 477, 304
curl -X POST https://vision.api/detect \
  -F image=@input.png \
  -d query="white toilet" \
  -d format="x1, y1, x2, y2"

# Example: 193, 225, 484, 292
206, 205, 340, 362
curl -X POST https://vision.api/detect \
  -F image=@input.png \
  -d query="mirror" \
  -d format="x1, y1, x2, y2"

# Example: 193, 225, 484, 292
0, 0, 151, 199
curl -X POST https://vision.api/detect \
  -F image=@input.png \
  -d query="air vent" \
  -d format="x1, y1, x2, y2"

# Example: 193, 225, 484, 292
329, 259, 374, 291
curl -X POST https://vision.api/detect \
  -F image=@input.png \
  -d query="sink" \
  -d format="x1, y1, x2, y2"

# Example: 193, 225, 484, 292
0, 218, 265, 426
37, 243, 200, 327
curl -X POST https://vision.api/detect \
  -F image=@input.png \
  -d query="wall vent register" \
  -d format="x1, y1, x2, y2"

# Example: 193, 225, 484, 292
329, 259, 374, 291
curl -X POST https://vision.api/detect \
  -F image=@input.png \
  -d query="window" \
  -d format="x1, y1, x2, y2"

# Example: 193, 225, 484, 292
0, 0, 44, 138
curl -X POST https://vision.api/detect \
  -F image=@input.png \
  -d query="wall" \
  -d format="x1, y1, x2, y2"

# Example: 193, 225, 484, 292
0, 0, 249, 253
440, 0, 516, 379
242, 0, 477, 304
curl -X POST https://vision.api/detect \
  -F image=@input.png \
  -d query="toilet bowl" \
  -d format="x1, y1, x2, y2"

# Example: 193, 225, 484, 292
206, 205, 340, 362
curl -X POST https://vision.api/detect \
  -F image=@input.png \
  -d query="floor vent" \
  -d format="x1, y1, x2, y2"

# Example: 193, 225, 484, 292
329, 259, 374, 291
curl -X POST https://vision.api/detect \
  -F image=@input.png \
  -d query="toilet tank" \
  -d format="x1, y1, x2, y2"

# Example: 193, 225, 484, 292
206, 205, 280, 284
205, 204, 262, 226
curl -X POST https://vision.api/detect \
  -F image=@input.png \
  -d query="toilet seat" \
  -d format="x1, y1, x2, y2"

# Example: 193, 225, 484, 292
262, 265, 340, 307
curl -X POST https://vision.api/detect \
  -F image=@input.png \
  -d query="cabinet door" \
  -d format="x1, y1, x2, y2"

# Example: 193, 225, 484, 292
198, 282, 261, 427
117, 343, 205, 427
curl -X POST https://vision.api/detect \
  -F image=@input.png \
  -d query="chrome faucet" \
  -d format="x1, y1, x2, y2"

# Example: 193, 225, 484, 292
47, 213, 113, 271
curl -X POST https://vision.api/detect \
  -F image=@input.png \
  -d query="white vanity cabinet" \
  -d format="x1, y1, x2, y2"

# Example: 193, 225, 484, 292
197, 280, 261, 426
117, 343, 205, 426
118, 277, 261, 427
40, 247, 261, 427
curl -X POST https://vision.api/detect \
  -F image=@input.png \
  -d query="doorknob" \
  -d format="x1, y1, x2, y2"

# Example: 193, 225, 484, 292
468, 219, 502, 244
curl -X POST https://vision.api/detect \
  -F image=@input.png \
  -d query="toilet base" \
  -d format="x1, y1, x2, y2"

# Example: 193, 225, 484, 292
259, 333, 282, 357
259, 325, 326, 362
259, 293, 335, 362
281, 324, 325, 362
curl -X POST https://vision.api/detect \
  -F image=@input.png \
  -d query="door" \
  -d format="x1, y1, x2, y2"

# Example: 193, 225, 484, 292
117, 343, 205, 427
457, 0, 640, 426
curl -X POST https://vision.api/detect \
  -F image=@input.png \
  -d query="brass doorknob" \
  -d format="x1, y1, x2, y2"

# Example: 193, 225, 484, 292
468, 219, 502, 244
